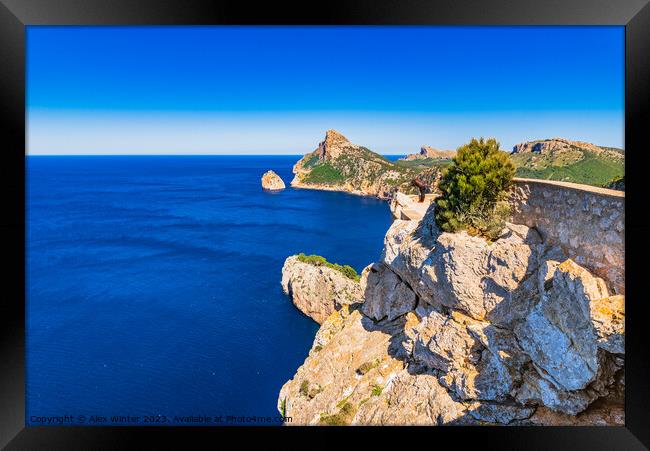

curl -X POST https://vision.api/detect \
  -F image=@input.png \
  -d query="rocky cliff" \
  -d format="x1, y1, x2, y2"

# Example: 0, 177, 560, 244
278, 191, 625, 426
281, 255, 364, 324
291, 130, 443, 200
261, 170, 286, 190
400, 146, 456, 161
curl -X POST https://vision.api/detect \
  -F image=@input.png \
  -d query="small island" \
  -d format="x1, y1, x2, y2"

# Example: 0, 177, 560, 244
261, 170, 286, 190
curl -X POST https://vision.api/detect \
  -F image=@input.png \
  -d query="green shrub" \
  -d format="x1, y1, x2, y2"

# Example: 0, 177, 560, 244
296, 253, 360, 281
435, 138, 515, 240
279, 398, 287, 417
605, 175, 625, 191
299, 380, 310, 397
303, 163, 345, 184
356, 358, 380, 375
319, 402, 356, 426
371, 385, 383, 397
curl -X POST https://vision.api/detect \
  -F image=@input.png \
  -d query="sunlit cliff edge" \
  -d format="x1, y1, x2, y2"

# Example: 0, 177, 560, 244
278, 178, 624, 426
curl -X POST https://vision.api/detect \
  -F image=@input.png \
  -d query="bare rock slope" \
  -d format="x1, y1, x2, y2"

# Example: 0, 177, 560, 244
278, 204, 624, 425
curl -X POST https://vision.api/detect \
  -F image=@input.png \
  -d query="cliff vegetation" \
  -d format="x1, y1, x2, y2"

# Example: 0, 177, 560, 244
511, 138, 624, 187
435, 137, 515, 240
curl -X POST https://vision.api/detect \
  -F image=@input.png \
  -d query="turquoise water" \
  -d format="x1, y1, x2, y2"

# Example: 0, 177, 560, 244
26, 156, 393, 425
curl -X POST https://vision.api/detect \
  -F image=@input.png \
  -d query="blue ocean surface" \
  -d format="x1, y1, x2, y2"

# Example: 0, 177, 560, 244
26, 156, 393, 425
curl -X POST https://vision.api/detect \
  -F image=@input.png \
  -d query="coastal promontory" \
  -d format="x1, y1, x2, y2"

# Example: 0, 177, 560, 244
400, 145, 456, 161
281, 254, 363, 324
290, 130, 444, 200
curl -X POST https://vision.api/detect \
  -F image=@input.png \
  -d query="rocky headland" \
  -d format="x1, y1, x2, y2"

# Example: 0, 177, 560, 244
261, 170, 286, 190
281, 255, 363, 324
278, 180, 625, 426
400, 146, 456, 161
511, 137, 623, 160
291, 130, 443, 200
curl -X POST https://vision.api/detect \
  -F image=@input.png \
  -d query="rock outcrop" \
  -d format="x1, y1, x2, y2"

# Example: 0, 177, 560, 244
511, 138, 623, 160
360, 263, 417, 322
401, 146, 456, 161
261, 170, 286, 190
291, 130, 443, 200
281, 255, 363, 324
278, 199, 624, 425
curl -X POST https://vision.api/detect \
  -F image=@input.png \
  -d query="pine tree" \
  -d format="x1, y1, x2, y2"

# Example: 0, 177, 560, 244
435, 138, 515, 239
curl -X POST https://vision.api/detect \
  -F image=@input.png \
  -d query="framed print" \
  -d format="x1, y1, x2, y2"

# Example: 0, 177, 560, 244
2, 0, 650, 449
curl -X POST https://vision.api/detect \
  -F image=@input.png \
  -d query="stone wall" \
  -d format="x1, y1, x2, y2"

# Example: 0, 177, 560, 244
508, 178, 624, 294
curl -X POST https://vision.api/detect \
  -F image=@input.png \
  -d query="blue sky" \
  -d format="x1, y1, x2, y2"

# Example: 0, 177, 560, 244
27, 26, 624, 155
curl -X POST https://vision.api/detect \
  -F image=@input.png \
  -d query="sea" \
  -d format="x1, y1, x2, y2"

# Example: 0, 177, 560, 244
26, 155, 393, 425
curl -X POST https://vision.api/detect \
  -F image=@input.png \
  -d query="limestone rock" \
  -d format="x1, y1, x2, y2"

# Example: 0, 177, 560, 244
261, 170, 285, 190
591, 295, 625, 354
401, 146, 457, 161
511, 137, 623, 161
277, 307, 470, 425
466, 401, 535, 424
360, 263, 417, 322
383, 207, 543, 322
515, 259, 624, 393
316, 129, 357, 161
278, 188, 625, 425
281, 255, 363, 324
407, 305, 528, 403
355, 367, 469, 425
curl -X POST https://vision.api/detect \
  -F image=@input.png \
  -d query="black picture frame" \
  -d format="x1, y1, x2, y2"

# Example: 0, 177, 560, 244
2, 0, 649, 448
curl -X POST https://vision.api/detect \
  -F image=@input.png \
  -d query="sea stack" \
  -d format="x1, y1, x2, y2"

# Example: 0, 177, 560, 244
261, 170, 286, 190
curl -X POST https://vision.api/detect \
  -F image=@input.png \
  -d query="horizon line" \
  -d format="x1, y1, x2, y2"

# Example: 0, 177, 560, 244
25, 153, 410, 157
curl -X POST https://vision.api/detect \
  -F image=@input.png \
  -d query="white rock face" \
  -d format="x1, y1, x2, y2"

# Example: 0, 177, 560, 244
514, 259, 624, 394
278, 201, 625, 425
360, 263, 417, 322
278, 307, 470, 426
383, 208, 545, 322
281, 256, 363, 324
261, 170, 286, 190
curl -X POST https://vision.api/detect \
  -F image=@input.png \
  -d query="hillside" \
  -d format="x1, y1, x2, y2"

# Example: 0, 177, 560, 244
291, 130, 445, 199
510, 138, 624, 186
